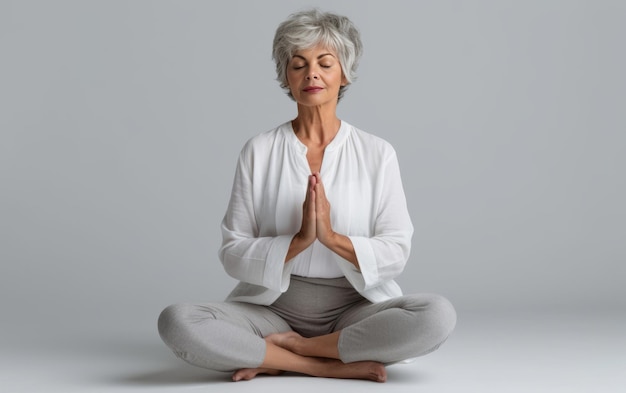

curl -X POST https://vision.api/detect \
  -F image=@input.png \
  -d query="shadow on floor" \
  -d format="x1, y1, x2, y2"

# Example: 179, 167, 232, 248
111, 365, 232, 386
87, 334, 427, 387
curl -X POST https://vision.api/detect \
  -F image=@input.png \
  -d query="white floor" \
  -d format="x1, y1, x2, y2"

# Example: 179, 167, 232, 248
3, 310, 625, 393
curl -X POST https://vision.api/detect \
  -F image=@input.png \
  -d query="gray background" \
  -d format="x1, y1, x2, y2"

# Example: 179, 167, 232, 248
1, 2, 625, 389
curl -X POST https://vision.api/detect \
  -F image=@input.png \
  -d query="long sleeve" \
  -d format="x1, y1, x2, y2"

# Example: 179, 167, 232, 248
341, 149, 413, 293
218, 141, 295, 294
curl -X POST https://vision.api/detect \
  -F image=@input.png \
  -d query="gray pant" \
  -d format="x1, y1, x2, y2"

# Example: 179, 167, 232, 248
158, 276, 456, 372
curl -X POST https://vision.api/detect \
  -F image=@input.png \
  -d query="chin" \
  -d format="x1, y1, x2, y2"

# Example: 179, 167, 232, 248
297, 97, 335, 107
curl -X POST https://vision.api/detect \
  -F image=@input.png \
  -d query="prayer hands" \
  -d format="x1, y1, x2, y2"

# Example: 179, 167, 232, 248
287, 172, 357, 266
297, 172, 336, 248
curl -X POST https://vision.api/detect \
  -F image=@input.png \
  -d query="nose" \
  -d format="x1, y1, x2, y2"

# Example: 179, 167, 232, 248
305, 73, 318, 80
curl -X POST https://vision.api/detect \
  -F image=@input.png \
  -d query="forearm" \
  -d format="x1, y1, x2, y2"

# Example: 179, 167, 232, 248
322, 232, 359, 269
285, 233, 313, 262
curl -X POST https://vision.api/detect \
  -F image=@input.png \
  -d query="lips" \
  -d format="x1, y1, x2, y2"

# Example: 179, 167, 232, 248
303, 86, 323, 92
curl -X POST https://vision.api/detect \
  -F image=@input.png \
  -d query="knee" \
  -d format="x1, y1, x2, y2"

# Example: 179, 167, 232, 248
404, 293, 457, 346
424, 294, 457, 340
157, 303, 196, 347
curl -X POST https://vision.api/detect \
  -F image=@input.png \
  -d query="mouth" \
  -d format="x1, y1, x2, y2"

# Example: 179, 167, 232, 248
303, 86, 324, 92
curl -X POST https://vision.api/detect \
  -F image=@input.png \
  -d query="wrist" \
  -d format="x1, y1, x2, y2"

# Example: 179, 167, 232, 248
321, 230, 339, 249
286, 232, 314, 262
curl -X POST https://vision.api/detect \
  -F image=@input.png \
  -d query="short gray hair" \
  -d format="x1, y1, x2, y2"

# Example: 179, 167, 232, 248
272, 9, 363, 101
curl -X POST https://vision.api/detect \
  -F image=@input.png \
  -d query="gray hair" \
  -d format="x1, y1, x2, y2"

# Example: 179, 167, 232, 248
272, 9, 363, 101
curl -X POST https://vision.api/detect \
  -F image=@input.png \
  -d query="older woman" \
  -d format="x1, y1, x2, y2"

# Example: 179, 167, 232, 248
158, 9, 456, 383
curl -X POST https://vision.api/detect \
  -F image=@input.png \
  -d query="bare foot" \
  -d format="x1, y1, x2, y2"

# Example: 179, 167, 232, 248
316, 359, 387, 382
264, 331, 303, 352
232, 367, 283, 382
248, 334, 386, 383
233, 361, 386, 383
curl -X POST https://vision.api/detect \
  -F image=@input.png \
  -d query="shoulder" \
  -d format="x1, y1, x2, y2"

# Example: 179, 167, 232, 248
344, 121, 398, 161
242, 122, 289, 150
238, 121, 291, 160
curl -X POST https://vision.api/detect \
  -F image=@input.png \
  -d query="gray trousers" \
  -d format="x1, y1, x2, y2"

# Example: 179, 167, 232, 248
158, 276, 456, 372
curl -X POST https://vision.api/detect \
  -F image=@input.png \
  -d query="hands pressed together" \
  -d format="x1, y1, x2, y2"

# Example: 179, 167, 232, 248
298, 172, 335, 246
286, 172, 358, 267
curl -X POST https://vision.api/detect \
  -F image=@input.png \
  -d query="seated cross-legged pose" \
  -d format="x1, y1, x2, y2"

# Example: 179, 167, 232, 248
158, 8, 456, 383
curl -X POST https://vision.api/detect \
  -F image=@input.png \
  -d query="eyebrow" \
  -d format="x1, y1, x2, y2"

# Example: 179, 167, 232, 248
292, 53, 336, 61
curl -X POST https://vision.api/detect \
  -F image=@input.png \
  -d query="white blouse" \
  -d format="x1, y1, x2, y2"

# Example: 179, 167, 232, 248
218, 120, 414, 305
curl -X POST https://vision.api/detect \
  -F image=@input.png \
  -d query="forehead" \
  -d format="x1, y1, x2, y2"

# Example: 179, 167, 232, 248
291, 44, 338, 59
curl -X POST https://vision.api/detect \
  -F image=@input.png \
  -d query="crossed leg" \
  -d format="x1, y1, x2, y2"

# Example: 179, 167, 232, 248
232, 332, 386, 382
158, 302, 386, 382
158, 294, 455, 383
233, 293, 457, 381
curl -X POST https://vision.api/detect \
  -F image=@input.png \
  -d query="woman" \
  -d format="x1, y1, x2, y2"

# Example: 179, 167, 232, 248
158, 9, 456, 383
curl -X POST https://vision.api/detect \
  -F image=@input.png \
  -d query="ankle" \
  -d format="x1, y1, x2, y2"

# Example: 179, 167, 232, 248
292, 335, 306, 355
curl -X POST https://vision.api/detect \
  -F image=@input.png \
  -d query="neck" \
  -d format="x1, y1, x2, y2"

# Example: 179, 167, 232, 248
292, 104, 341, 145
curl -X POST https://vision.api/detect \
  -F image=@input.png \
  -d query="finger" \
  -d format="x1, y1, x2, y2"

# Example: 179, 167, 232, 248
300, 178, 317, 243
304, 175, 315, 204
312, 172, 322, 185
308, 188, 316, 212
307, 177, 317, 218
314, 183, 329, 217
312, 173, 325, 198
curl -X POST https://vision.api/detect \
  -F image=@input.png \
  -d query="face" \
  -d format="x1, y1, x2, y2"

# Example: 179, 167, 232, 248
286, 45, 348, 107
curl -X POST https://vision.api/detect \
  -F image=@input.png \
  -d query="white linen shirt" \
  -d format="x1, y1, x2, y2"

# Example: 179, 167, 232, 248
218, 120, 414, 305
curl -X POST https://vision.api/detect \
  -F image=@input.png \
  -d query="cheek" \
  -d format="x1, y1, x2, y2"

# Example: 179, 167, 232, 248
329, 69, 343, 83
331, 73, 344, 88
286, 70, 298, 87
